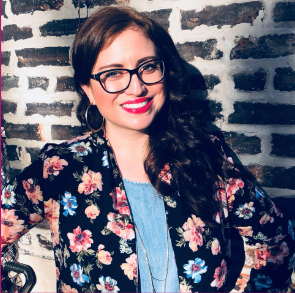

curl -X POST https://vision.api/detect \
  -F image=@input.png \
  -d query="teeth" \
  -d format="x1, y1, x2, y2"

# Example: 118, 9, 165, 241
122, 100, 149, 109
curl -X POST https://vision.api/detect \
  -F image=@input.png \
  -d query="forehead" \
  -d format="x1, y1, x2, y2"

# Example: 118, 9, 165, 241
94, 28, 157, 68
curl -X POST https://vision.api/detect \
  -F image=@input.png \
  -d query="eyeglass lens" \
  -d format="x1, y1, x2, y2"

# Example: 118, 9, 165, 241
100, 60, 164, 93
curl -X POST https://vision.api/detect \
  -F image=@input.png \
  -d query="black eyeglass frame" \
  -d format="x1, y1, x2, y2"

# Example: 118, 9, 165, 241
89, 59, 165, 93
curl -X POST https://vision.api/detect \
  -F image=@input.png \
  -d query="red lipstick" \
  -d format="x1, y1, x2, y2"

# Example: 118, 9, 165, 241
121, 98, 153, 114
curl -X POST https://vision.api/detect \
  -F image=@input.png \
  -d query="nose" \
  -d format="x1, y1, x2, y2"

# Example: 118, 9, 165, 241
124, 73, 145, 96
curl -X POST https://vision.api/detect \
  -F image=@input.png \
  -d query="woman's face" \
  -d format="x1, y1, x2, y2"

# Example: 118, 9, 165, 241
81, 27, 166, 134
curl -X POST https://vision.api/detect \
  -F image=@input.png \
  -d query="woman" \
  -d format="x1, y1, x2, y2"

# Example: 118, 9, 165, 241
1, 6, 294, 292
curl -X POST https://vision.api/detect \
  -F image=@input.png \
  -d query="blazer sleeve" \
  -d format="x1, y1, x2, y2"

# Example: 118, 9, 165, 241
216, 138, 295, 292
1, 144, 49, 246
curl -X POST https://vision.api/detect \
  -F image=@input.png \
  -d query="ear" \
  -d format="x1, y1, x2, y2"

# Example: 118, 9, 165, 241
81, 84, 96, 105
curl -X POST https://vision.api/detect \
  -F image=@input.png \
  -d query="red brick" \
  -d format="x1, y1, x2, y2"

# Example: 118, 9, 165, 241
10, 0, 64, 15
16, 47, 70, 67
51, 125, 88, 140
1, 51, 10, 66
274, 2, 295, 22
247, 164, 295, 189
181, 1, 263, 30
143, 9, 172, 30
271, 134, 295, 158
28, 77, 49, 90
5, 123, 42, 140
1, 75, 19, 91
274, 67, 295, 91
230, 34, 295, 59
56, 76, 75, 92
233, 69, 267, 91
2, 24, 33, 42
25, 102, 74, 117
176, 40, 223, 61
228, 102, 295, 125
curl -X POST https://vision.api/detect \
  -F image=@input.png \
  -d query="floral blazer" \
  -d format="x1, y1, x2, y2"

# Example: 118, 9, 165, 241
1, 130, 295, 292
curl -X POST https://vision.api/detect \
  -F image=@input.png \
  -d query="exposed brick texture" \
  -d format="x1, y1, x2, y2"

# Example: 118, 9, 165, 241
189, 74, 221, 90
51, 125, 89, 140
1, 75, 19, 91
56, 76, 75, 92
143, 9, 172, 30
1, 51, 11, 66
274, 67, 295, 91
176, 40, 223, 61
181, 2, 263, 30
271, 134, 295, 158
25, 102, 74, 117
26, 147, 42, 162
2, 24, 33, 42
72, 0, 130, 8
10, 0, 64, 15
247, 164, 295, 189
1, 100, 17, 115
228, 102, 295, 125
6, 145, 20, 161
233, 69, 267, 91
223, 132, 261, 155
230, 34, 295, 59
28, 77, 49, 90
1, 1, 7, 18
4, 123, 42, 140
273, 2, 295, 22
16, 47, 70, 67
40, 18, 86, 37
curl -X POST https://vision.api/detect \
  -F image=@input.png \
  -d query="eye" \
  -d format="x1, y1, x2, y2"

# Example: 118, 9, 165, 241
101, 70, 126, 80
140, 61, 159, 73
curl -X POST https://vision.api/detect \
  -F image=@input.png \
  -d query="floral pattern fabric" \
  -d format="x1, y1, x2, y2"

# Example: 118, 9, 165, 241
1, 130, 295, 292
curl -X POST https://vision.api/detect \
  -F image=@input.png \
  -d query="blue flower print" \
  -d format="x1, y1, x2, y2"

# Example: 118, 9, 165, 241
253, 274, 272, 291
61, 192, 78, 217
70, 263, 89, 286
102, 150, 109, 168
288, 220, 295, 240
183, 258, 208, 283
235, 202, 255, 219
96, 276, 120, 292
289, 253, 295, 270
68, 142, 92, 156
1, 185, 16, 208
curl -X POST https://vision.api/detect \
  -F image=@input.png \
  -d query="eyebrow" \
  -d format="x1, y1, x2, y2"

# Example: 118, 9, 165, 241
96, 56, 158, 71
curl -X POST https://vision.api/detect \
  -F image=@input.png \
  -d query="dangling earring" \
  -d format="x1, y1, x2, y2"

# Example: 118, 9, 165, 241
85, 104, 105, 132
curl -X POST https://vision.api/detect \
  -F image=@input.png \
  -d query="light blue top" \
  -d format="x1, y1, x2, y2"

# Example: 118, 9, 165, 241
122, 178, 179, 293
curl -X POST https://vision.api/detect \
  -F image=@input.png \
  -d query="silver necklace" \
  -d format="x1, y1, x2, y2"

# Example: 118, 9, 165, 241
134, 209, 169, 293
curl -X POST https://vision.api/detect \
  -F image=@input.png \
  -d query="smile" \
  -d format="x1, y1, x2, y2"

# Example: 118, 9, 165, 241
121, 98, 153, 114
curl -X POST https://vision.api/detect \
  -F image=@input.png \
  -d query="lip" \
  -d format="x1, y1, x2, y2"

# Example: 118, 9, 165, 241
121, 97, 153, 114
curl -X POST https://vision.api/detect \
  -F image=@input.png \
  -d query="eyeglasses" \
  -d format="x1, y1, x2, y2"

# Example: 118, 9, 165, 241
90, 59, 165, 93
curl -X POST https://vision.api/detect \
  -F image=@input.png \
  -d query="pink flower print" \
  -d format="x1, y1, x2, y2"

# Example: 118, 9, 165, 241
61, 283, 78, 293
78, 170, 103, 195
44, 199, 60, 247
248, 243, 270, 270
236, 226, 253, 237
211, 238, 221, 255
110, 187, 130, 215
121, 253, 137, 280
1, 209, 25, 244
107, 213, 135, 240
56, 267, 60, 280
43, 156, 68, 179
226, 178, 244, 210
259, 213, 274, 225
67, 226, 94, 253
179, 284, 192, 293
85, 205, 100, 219
160, 164, 172, 185
210, 259, 227, 290
270, 200, 283, 218
97, 244, 112, 265
29, 213, 43, 225
22, 178, 43, 204
182, 215, 205, 252
267, 242, 289, 265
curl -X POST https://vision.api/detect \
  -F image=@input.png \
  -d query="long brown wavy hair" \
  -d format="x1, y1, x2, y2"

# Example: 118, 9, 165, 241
72, 6, 225, 225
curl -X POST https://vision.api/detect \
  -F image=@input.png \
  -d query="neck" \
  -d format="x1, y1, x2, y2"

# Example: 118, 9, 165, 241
105, 123, 149, 158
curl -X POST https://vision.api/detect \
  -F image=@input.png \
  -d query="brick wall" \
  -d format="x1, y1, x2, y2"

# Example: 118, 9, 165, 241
1, 0, 295, 280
